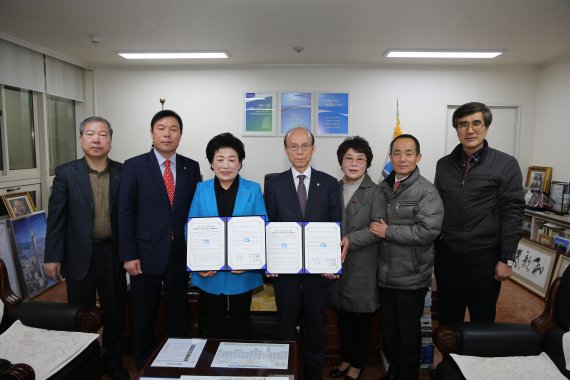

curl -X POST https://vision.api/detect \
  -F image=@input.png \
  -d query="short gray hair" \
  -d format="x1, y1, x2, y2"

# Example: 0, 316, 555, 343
79, 116, 113, 136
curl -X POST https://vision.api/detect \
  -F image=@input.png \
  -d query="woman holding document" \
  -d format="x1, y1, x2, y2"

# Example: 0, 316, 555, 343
328, 136, 385, 380
188, 133, 267, 339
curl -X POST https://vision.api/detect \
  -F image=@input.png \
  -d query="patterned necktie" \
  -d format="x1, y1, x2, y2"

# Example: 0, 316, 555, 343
297, 174, 307, 216
464, 155, 473, 176
393, 179, 400, 192
164, 160, 175, 206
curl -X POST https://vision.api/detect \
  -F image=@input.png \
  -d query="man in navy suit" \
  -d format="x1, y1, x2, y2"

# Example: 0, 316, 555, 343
119, 110, 201, 368
44, 116, 128, 380
264, 127, 342, 380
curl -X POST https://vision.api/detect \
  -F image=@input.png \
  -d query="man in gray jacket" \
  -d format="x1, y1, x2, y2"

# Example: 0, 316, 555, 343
370, 134, 443, 380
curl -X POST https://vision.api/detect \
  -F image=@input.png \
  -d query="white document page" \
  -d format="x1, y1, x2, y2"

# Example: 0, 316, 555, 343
181, 377, 290, 380
227, 216, 266, 270
210, 342, 289, 369
265, 222, 303, 274
0, 320, 99, 380
151, 338, 207, 368
303, 222, 342, 274
187, 217, 226, 271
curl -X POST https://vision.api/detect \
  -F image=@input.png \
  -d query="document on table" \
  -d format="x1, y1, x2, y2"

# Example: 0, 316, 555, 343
181, 377, 290, 380
187, 217, 226, 271
151, 338, 207, 368
265, 222, 303, 274
304, 222, 342, 274
227, 216, 266, 270
211, 342, 289, 369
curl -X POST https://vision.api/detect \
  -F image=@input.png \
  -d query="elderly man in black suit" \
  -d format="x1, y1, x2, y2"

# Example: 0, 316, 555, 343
44, 116, 128, 380
264, 127, 343, 380
119, 110, 201, 368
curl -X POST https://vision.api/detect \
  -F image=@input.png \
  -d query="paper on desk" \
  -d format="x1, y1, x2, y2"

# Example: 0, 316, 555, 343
181, 377, 290, 380
151, 338, 207, 368
211, 342, 289, 369
0, 320, 99, 380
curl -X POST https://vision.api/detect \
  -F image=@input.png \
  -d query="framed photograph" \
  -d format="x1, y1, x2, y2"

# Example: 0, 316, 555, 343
552, 254, 570, 283
525, 166, 552, 194
243, 92, 277, 136
279, 92, 313, 136
511, 238, 557, 298
549, 181, 570, 213
1, 192, 35, 218
553, 236, 570, 255
8, 211, 56, 299
316, 92, 349, 136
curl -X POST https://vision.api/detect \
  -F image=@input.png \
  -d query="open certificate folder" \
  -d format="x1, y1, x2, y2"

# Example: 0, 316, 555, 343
186, 216, 266, 271
266, 221, 342, 274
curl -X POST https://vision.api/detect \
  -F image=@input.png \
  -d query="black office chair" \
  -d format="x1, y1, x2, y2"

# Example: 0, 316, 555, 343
0, 258, 103, 380
433, 265, 570, 379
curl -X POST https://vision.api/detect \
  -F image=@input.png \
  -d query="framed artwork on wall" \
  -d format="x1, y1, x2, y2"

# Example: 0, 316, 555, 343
511, 238, 557, 298
1, 192, 35, 218
315, 92, 349, 136
279, 92, 312, 136
243, 92, 277, 136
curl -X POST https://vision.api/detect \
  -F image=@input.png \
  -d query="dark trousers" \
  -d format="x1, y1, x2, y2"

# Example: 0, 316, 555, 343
199, 290, 253, 339
274, 274, 329, 380
336, 309, 373, 369
130, 246, 189, 368
434, 242, 502, 325
66, 241, 126, 370
380, 287, 428, 380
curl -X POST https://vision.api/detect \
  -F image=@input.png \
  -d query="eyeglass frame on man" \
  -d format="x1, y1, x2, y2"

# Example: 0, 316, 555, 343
456, 120, 486, 132
286, 143, 313, 152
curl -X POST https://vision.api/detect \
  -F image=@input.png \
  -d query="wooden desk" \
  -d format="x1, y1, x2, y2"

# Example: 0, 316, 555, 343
140, 338, 299, 379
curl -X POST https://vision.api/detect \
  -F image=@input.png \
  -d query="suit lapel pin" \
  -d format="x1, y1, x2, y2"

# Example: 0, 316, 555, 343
317, 182, 320, 186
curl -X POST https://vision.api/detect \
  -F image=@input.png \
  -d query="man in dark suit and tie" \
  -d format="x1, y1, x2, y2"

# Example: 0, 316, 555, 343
44, 116, 128, 380
264, 127, 342, 380
119, 110, 201, 368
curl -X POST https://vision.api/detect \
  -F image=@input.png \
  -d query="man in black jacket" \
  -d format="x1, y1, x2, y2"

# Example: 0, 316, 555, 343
434, 102, 524, 325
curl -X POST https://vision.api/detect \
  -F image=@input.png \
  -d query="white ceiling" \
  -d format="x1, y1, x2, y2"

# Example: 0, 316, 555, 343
1, 0, 569, 69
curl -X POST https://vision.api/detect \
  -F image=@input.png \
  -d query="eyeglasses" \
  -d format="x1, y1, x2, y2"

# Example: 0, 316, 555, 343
457, 120, 485, 132
343, 156, 367, 166
83, 131, 110, 139
287, 144, 313, 152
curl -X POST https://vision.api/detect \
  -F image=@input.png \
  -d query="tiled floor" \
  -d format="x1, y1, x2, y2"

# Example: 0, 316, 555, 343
116, 279, 546, 380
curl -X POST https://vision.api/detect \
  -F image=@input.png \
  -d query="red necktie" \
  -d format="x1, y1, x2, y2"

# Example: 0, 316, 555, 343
464, 155, 473, 176
393, 180, 400, 192
164, 160, 175, 206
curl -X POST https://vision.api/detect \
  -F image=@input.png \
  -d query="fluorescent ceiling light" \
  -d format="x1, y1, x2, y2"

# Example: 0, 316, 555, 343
118, 51, 230, 59
385, 50, 503, 59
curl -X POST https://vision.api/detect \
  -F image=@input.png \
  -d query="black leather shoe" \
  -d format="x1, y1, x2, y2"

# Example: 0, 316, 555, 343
107, 366, 130, 380
329, 366, 350, 379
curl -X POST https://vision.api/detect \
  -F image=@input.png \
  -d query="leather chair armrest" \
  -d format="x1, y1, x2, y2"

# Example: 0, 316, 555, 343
453, 322, 543, 357
5, 302, 102, 333
433, 324, 458, 356
0, 362, 35, 380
